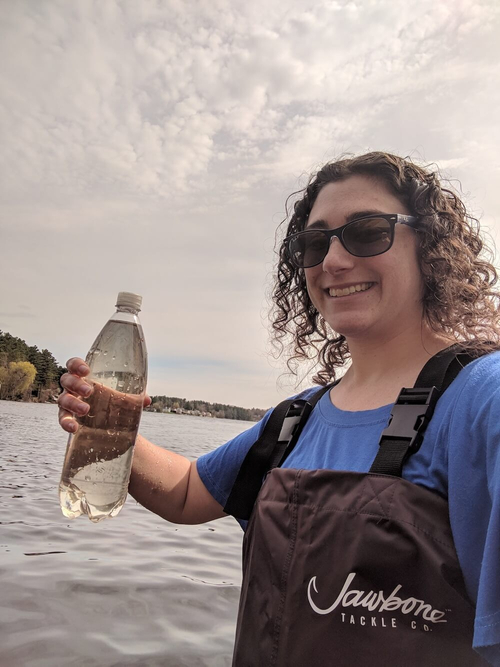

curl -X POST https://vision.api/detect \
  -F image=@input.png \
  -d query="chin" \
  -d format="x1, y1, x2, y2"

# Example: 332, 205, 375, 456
326, 320, 371, 338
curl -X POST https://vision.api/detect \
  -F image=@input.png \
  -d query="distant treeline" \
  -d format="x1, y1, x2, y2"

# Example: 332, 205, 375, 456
0, 331, 268, 420
0, 331, 65, 401
149, 395, 267, 422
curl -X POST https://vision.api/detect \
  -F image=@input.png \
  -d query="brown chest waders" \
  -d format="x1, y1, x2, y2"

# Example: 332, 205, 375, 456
224, 347, 487, 666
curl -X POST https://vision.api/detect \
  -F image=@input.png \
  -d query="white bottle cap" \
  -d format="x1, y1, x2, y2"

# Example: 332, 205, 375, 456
116, 292, 142, 312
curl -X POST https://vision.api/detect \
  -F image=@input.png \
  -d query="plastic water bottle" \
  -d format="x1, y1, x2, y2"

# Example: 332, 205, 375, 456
59, 292, 148, 522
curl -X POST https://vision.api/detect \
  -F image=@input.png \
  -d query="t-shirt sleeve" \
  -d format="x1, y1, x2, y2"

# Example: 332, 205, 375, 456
196, 387, 319, 512
447, 353, 500, 665
196, 409, 272, 509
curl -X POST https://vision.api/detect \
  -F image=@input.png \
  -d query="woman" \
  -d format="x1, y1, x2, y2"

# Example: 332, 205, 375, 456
58, 152, 500, 665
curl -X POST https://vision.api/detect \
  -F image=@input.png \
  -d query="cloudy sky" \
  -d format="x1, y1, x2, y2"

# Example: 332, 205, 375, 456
1, 0, 499, 409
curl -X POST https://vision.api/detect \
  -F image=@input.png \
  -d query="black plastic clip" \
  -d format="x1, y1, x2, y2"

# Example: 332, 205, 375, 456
269, 399, 314, 470
277, 400, 313, 443
381, 386, 439, 453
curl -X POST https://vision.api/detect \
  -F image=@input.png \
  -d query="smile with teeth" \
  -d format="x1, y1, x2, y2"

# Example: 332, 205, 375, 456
328, 282, 374, 298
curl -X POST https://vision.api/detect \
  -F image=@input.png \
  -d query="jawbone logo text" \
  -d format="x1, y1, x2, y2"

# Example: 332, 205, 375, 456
307, 572, 447, 624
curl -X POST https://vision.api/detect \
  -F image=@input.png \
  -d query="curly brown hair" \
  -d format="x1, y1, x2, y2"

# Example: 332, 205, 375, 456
271, 151, 500, 385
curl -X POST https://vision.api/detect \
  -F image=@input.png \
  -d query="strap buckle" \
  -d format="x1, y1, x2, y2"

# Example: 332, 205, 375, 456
380, 386, 439, 453
277, 400, 312, 443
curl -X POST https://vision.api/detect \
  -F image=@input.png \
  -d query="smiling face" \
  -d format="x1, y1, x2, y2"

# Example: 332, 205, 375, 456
304, 174, 424, 343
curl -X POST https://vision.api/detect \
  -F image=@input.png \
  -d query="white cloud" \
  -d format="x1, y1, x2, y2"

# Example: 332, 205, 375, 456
1, 0, 500, 406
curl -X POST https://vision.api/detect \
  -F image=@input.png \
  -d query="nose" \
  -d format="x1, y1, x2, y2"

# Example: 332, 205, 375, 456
322, 237, 355, 273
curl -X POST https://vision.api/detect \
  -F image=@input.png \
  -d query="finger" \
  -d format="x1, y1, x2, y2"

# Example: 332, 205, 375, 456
60, 372, 93, 397
66, 358, 90, 376
144, 394, 151, 408
58, 390, 90, 417
58, 407, 79, 433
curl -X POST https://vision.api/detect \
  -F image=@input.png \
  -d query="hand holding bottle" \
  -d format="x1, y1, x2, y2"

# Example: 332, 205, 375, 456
58, 354, 226, 527
58, 358, 151, 435
58, 292, 149, 522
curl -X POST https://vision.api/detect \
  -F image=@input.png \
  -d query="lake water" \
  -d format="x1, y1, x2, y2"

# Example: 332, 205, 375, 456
0, 400, 250, 666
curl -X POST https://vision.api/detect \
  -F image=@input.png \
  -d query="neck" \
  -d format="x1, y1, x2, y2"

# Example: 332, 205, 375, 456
343, 324, 453, 389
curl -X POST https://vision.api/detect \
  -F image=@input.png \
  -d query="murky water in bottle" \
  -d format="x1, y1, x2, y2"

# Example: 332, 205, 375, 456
59, 318, 147, 523
59, 381, 143, 522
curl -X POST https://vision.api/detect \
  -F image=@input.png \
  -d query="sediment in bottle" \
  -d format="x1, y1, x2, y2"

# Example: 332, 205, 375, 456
59, 380, 143, 522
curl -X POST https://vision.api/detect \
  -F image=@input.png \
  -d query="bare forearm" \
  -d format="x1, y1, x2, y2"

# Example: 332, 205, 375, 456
57, 359, 223, 524
129, 434, 225, 525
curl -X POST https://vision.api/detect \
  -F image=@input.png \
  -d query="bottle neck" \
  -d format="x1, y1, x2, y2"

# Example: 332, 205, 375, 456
110, 308, 141, 325
116, 306, 140, 315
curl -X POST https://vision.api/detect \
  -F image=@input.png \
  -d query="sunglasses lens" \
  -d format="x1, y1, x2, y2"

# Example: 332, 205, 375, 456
343, 217, 392, 256
288, 231, 329, 268
286, 218, 394, 267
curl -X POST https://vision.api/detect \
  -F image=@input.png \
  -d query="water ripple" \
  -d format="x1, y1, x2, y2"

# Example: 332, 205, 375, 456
0, 400, 246, 666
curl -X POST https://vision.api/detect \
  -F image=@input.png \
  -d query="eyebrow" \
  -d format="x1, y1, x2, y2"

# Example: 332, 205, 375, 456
306, 209, 388, 230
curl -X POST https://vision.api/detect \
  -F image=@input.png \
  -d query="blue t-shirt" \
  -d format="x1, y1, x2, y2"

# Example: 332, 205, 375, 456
197, 352, 500, 664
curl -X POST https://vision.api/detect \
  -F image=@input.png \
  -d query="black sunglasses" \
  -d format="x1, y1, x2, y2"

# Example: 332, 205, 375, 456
284, 214, 420, 268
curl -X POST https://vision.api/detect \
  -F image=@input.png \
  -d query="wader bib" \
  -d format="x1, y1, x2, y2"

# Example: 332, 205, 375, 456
225, 349, 487, 666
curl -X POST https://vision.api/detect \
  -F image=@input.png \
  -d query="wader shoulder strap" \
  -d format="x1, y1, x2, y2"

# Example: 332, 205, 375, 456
223, 384, 332, 520
369, 347, 474, 477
